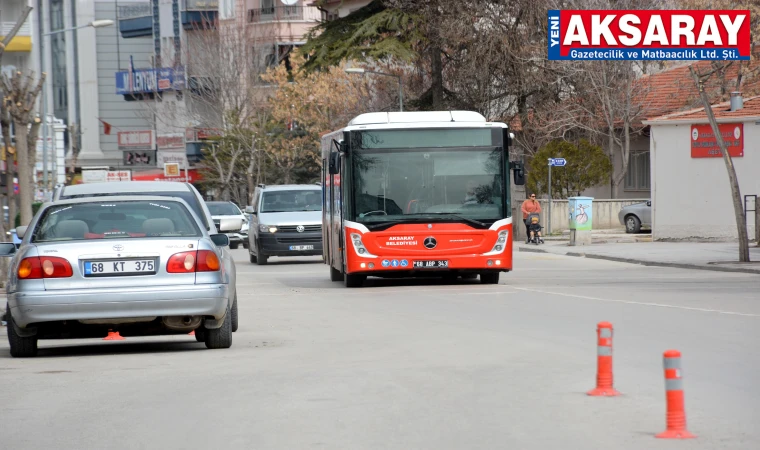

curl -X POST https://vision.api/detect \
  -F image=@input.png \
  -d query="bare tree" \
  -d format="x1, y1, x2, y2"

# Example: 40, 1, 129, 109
3, 71, 45, 225
689, 65, 750, 261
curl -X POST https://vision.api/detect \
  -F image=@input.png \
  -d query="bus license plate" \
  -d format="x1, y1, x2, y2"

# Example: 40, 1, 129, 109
413, 260, 449, 269
84, 260, 155, 276
289, 245, 314, 251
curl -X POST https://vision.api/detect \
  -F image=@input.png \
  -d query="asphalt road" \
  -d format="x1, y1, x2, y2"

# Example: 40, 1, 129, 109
1, 249, 759, 449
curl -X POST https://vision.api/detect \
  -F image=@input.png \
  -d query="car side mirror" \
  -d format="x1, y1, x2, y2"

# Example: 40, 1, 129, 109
210, 234, 230, 247
16, 225, 28, 239
510, 161, 525, 186
0, 242, 16, 256
329, 152, 341, 175
218, 218, 243, 232
244, 205, 255, 214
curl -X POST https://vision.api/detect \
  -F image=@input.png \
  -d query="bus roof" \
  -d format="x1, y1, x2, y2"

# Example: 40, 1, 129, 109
343, 111, 507, 131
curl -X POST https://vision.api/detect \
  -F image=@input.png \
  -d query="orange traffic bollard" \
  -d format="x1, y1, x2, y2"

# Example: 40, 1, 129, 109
189, 330, 195, 336
656, 350, 696, 439
103, 330, 125, 341
587, 321, 621, 396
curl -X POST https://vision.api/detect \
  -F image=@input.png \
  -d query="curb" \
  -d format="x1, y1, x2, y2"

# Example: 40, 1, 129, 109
518, 246, 760, 274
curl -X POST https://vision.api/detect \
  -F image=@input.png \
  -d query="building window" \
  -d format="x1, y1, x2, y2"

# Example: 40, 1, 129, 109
261, 0, 275, 15
220, 0, 235, 19
50, 0, 68, 124
625, 151, 650, 191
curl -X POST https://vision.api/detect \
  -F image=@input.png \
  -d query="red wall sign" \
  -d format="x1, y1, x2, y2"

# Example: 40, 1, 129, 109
691, 123, 743, 158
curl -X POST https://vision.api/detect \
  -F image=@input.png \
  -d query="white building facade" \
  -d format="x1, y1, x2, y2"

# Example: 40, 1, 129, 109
645, 95, 760, 241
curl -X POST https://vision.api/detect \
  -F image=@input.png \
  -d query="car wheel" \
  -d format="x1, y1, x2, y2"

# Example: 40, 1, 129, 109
256, 243, 268, 265
194, 328, 206, 342
625, 215, 642, 234
231, 294, 239, 332
205, 307, 232, 349
344, 273, 365, 288
7, 312, 38, 358
330, 265, 344, 282
229, 242, 239, 250
480, 273, 500, 284
243, 241, 249, 249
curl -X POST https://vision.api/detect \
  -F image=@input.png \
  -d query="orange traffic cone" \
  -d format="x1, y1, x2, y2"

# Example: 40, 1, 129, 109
587, 321, 621, 396
103, 330, 125, 341
656, 350, 696, 439
189, 330, 195, 336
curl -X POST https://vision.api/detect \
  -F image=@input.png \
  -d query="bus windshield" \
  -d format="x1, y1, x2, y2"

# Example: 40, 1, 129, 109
350, 146, 505, 226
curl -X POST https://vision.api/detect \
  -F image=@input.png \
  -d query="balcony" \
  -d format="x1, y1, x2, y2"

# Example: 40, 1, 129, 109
247, 5, 319, 23
118, 0, 218, 39
1, 20, 32, 52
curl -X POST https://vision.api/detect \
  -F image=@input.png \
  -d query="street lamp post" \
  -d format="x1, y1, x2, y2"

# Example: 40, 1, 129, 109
345, 67, 403, 112
40, 19, 114, 198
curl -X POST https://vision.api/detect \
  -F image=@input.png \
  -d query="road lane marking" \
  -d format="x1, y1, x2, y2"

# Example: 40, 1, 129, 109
514, 287, 760, 317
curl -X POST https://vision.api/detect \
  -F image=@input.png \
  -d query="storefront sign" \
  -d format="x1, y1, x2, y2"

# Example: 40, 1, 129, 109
157, 133, 185, 149
118, 131, 154, 151
691, 123, 744, 158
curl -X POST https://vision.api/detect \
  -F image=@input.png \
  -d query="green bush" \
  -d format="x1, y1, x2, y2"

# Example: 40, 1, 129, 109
15, 202, 43, 228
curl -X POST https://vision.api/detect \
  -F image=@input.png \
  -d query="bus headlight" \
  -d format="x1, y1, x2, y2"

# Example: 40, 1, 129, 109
485, 230, 508, 255
349, 233, 377, 258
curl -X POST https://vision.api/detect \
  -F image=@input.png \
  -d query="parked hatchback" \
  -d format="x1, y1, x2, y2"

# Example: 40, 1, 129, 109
246, 184, 322, 265
619, 200, 651, 233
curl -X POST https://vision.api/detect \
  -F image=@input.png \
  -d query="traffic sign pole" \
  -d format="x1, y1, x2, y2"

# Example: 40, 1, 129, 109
548, 161, 552, 235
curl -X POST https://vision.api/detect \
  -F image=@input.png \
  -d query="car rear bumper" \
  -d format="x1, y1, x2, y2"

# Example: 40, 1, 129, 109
8, 284, 229, 328
258, 232, 323, 257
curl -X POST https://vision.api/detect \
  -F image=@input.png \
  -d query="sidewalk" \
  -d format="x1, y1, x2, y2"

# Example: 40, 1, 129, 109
518, 238, 760, 274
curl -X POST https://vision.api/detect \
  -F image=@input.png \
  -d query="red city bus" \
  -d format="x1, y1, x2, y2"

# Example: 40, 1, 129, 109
321, 111, 525, 288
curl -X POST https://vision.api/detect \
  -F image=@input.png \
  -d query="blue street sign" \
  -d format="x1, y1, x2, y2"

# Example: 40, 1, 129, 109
548, 158, 567, 167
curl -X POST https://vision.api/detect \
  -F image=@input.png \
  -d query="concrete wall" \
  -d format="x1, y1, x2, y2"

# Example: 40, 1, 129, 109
512, 198, 644, 238
650, 121, 760, 241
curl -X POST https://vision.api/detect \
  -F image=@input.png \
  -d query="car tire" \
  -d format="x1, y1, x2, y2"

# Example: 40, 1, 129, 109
344, 273, 365, 288
243, 241, 249, 249
249, 251, 257, 264
230, 242, 239, 250
231, 294, 239, 332
480, 273, 500, 284
205, 307, 232, 349
8, 312, 38, 358
256, 243, 269, 265
194, 328, 206, 342
625, 215, 642, 234
330, 265, 344, 282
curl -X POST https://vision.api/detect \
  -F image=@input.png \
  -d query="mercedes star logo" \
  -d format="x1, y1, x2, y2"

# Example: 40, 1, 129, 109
423, 237, 437, 249
296, 225, 305, 233
113, 244, 124, 251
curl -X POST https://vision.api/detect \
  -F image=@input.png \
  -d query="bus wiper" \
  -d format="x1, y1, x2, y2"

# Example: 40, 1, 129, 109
415, 213, 487, 228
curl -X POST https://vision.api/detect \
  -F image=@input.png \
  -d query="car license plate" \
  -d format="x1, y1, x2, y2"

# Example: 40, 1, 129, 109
289, 245, 314, 251
84, 259, 156, 276
413, 260, 449, 269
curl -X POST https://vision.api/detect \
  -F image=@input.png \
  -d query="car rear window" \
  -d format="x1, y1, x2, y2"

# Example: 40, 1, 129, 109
31, 200, 202, 243
60, 190, 209, 229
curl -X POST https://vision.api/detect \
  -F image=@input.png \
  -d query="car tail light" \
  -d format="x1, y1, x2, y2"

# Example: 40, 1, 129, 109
196, 250, 220, 272
18, 256, 73, 279
166, 251, 221, 273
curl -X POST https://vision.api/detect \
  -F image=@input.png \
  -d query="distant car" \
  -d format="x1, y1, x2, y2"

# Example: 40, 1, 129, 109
206, 201, 248, 250
619, 200, 651, 233
1, 196, 240, 357
246, 184, 323, 265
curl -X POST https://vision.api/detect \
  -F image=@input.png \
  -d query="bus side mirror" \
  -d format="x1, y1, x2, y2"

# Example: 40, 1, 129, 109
329, 152, 341, 175
510, 161, 525, 186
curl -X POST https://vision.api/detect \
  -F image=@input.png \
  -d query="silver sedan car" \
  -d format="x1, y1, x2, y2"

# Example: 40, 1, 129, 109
1, 195, 242, 357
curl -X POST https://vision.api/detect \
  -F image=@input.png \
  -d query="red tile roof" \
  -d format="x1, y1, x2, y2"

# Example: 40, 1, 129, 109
635, 60, 760, 121
647, 95, 760, 122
